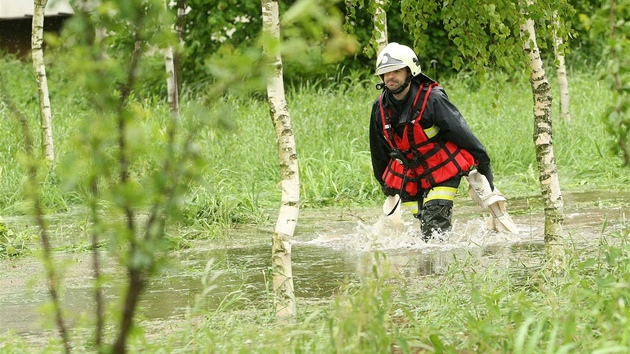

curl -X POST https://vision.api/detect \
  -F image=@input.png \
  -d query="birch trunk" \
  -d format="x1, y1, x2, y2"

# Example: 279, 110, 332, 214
164, 0, 181, 116
32, 0, 55, 165
552, 12, 571, 122
165, 43, 179, 115
261, 0, 298, 318
373, 0, 388, 53
520, 16, 564, 261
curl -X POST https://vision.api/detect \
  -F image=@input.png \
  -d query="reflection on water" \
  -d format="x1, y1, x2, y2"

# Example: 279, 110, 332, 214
0, 191, 627, 338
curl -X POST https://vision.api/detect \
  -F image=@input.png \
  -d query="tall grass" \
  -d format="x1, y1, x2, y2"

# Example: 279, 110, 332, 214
0, 56, 626, 224
442, 68, 627, 193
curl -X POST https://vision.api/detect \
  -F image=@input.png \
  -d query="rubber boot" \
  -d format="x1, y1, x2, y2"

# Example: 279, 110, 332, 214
420, 199, 453, 242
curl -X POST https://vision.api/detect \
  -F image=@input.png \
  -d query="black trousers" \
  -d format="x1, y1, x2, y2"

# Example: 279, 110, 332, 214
413, 176, 461, 241
417, 199, 454, 241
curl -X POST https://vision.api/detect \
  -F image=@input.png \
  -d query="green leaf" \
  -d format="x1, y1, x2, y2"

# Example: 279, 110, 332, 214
578, 258, 597, 269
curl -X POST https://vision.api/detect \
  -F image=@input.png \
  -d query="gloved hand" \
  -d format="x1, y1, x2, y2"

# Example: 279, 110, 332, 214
381, 184, 398, 196
476, 166, 495, 191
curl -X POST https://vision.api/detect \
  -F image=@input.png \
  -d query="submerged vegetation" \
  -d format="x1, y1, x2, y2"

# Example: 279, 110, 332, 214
4, 224, 630, 352
163, 230, 630, 353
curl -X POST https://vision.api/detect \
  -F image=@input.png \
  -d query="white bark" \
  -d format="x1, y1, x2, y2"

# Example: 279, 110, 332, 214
261, 0, 298, 318
520, 16, 564, 261
552, 12, 571, 122
164, 0, 180, 116
32, 0, 55, 165
373, 0, 388, 54
165, 46, 179, 113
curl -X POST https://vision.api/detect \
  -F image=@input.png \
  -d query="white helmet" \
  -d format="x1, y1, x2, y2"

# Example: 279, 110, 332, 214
375, 42, 421, 77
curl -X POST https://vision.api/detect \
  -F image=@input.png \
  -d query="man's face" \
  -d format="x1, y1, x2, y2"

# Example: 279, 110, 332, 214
383, 68, 408, 92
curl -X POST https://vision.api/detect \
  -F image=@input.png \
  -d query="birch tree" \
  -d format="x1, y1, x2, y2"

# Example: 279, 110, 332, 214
520, 7, 564, 259
373, 0, 389, 53
261, 0, 298, 318
552, 11, 571, 122
165, 44, 179, 116
32, 0, 55, 166
165, 0, 186, 117
345, 0, 390, 58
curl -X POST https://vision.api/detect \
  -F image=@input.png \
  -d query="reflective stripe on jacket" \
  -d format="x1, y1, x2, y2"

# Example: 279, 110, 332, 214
378, 82, 475, 197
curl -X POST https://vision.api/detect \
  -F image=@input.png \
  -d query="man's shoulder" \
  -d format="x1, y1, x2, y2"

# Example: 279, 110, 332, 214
372, 93, 383, 107
426, 84, 448, 100
414, 73, 437, 85
412, 75, 444, 96
371, 93, 384, 116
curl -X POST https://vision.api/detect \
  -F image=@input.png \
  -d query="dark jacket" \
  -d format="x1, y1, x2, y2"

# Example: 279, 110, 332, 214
369, 75, 493, 199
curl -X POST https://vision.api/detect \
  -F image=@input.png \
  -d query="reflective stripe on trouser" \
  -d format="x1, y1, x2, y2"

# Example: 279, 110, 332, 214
403, 186, 457, 216
417, 186, 457, 241
402, 201, 419, 215
423, 186, 457, 205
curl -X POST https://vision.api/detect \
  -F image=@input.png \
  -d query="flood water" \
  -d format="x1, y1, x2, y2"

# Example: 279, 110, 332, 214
0, 191, 628, 344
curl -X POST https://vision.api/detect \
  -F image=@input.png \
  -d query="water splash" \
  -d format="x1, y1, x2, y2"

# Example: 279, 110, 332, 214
298, 210, 530, 253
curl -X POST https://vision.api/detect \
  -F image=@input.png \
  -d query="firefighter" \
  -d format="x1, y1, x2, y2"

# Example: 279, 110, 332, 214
369, 42, 494, 241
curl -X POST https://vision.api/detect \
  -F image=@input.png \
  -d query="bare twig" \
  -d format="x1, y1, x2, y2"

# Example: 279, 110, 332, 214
89, 178, 104, 347
112, 32, 146, 354
0, 79, 71, 353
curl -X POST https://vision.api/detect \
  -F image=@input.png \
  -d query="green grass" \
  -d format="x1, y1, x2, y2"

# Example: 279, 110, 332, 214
1, 56, 627, 224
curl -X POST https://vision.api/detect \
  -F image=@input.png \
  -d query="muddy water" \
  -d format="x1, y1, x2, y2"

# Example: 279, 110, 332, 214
0, 191, 628, 340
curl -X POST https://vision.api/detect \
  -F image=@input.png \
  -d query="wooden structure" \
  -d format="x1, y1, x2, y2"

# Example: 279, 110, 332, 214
0, 1, 74, 56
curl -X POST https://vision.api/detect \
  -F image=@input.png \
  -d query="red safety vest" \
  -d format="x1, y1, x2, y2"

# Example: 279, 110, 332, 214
379, 83, 475, 197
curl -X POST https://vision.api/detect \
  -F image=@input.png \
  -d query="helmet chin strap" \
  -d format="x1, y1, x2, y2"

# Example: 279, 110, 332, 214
390, 75, 412, 94
375, 75, 412, 94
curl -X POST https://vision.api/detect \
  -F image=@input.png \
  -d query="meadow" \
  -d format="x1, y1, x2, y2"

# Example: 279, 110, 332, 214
1, 57, 627, 219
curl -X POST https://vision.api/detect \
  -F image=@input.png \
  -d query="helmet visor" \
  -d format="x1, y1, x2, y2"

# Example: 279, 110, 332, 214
375, 53, 408, 75
375, 63, 408, 76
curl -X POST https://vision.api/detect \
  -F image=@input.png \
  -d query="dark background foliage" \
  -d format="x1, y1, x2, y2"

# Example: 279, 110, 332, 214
45, 0, 603, 97
177, 0, 603, 92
